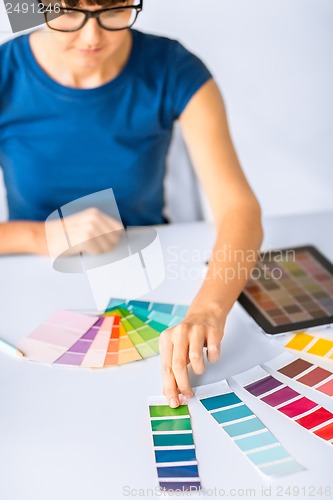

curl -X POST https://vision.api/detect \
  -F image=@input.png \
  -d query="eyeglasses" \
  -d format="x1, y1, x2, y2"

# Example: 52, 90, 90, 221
43, 1, 142, 32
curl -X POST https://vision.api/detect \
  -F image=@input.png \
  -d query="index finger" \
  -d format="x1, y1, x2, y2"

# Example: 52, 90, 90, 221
159, 332, 180, 408
172, 333, 193, 399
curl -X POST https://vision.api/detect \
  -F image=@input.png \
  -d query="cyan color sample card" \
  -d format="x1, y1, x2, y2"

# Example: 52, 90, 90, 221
149, 398, 201, 492
236, 430, 277, 451
212, 404, 253, 424
153, 434, 194, 447
223, 417, 266, 437
197, 380, 303, 477
105, 298, 189, 330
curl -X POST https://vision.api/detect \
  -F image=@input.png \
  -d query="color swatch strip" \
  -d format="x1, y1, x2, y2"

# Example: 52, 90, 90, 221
117, 321, 142, 365
285, 332, 333, 360
55, 317, 104, 366
103, 308, 157, 358
263, 352, 333, 398
117, 308, 160, 353
19, 311, 100, 363
105, 298, 189, 329
233, 366, 333, 444
103, 316, 120, 367
148, 398, 201, 491
130, 305, 186, 329
75, 316, 114, 368
129, 306, 169, 333
196, 381, 303, 476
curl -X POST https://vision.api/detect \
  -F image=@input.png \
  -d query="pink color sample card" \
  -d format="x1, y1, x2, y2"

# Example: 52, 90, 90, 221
19, 311, 99, 364
263, 352, 333, 399
233, 366, 333, 444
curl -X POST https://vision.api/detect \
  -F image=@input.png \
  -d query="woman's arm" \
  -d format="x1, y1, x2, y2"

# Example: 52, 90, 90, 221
0, 209, 123, 255
159, 79, 264, 408
0, 222, 42, 254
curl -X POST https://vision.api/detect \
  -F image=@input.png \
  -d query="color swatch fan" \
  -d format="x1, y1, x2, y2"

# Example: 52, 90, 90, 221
19, 299, 188, 368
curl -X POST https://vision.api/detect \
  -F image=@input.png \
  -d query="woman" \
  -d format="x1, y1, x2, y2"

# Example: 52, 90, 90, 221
0, 0, 263, 406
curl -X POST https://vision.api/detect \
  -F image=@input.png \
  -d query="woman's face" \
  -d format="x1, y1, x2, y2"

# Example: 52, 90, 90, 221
46, 1, 133, 68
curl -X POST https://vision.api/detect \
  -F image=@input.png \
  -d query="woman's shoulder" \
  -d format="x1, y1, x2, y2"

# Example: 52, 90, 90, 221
132, 30, 212, 120
0, 34, 28, 73
0, 34, 27, 56
0, 35, 30, 101
133, 29, 179, 47
133, 29, 188, 60
0, 34, 30, 92
133, 29, 206, 76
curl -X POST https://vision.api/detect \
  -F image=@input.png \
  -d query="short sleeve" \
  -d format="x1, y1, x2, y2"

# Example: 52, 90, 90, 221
168, 41, 212, 120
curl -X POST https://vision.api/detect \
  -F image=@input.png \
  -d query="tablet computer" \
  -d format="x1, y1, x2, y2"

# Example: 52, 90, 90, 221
238, 245, 333, 334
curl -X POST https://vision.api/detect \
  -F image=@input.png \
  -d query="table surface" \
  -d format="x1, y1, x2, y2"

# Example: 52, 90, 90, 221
1, 211, 333, 500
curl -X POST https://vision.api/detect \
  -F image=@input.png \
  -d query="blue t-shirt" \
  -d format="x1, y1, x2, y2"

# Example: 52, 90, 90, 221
0, 29, 212, 225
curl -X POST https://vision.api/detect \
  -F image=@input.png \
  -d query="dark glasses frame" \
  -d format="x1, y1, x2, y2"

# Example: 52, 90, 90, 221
43, 0, 143, 32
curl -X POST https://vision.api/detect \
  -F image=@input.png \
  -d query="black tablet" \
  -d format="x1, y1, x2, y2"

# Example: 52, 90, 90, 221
237, 245, 333, 334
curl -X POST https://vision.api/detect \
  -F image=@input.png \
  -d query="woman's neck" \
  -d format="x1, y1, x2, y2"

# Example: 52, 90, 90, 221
29, 30, 133, 89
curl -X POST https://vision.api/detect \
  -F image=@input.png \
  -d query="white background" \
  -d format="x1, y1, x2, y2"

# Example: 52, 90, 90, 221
0, 0, 332, 220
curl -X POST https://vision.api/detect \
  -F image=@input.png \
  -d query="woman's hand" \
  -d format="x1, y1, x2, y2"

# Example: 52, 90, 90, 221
39, 208, 124, 256
159, 307, 225, 408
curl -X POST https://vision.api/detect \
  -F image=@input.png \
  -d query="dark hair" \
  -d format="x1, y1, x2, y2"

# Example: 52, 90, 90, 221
50, 0, 130, 8
68, 0, 127, 6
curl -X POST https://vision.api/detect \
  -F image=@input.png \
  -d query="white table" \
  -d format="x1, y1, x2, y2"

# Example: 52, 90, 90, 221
0, 212, 333, 500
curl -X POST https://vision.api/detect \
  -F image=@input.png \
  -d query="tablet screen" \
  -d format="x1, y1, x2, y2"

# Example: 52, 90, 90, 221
238, 246, 333, 334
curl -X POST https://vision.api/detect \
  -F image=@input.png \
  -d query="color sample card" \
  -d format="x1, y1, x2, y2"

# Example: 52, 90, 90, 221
117, 322, 142, 365
103, 316, 120, 367
129, 305, 169, 333
20, 299, 188, 368
19, 311, 100, 363
79, 316, 114, 368
118, 308, 161, 353
233, 366, 333, 444
21, 310, 142, 368
196, 381, 303, 476
105, 298, 189, 329
148, 397, 201, 492
285, 332, 333, 360
263, 352, 333, 398
55, 317, 104, 366
132, 305, 186, 330
238, 246, 333, 334
103, 308, 157, 359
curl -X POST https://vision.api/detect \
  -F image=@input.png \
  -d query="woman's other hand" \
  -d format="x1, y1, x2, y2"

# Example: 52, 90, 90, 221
40, 207, 123, 256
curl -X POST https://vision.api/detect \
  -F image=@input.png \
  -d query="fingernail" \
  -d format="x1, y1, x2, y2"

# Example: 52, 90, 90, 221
184, 392, 193, 399
170, 398, 179, 408
179, 394, 187, 403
